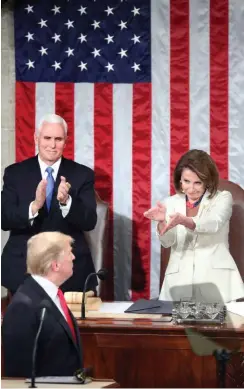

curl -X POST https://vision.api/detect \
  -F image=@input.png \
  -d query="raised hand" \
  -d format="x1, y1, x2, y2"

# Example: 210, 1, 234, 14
159, 212, 185, 235
143, 201, 166, 222
57, 176, 71, 204
31, 179, 47, 215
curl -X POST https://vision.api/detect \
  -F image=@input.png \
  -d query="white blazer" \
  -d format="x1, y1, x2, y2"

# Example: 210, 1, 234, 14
158, 190, 244, 303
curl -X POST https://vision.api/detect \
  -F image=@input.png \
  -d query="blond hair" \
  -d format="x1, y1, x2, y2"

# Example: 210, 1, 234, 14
27, 232, 74, 276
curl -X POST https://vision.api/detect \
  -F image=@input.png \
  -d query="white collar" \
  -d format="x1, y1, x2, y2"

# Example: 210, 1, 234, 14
38, 155, 62, 180
32, 274, 59, 301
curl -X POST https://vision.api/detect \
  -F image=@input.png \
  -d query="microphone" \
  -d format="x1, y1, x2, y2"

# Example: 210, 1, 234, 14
29, 300, 52, 388
81, 268, 108, 320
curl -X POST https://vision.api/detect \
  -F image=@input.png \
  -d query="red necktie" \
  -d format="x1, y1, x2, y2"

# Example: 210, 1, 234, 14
57, 289, 76, 342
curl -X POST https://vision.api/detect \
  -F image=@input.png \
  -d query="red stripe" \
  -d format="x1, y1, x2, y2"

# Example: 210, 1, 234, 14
94, 83, 114, 300
131, 83, 151, 300
210, 0, 229, 179
15, 81, 35, 162
55, 83, 74, 159
170, 0, 190, 194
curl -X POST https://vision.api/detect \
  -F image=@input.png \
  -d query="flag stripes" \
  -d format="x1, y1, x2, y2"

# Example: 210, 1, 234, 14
15, 0, 244, 300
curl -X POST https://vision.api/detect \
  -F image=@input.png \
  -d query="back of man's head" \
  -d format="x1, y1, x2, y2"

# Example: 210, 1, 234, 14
27, 232, 73, 276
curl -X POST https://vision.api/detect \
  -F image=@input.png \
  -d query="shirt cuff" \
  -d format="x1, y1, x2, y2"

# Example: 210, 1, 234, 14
59, 195, 72, 218
29, 202, 39, 225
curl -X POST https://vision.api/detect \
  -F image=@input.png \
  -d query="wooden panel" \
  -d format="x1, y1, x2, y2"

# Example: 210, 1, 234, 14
79, 318, 244, 388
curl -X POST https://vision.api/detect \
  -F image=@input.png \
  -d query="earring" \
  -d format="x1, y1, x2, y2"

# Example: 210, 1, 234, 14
180, 181, 184, 193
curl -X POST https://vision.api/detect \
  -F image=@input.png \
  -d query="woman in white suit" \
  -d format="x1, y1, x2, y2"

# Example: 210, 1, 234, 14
144, 150, 244, 303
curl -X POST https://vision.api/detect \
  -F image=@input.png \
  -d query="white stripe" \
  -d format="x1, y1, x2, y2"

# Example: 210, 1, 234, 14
228, 0, 244, 189
113, 84, 133, 300
35, 83, 55, 154
150, 0, 171, 298
189, 0, 210, 152
74, 83, 94, 169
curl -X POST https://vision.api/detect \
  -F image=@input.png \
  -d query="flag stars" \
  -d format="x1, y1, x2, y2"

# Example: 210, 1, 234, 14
78, 33, 87, 43
39, 46, 48, 56
91, 20, 100, 29
26, 59, 35, 69
104, 34, 114, 44
118, 20, 127, 30
65, 47, 74, 57
77, 6, 87, 15
25, 32, 34, 42
52, 5, 61, 14
105, 62, 114, 72
104, 6, 114, 15
131, 34, 140, 44
131, 6, 140, 16
92, 48, 101, 58
118, 48, 128, 58
132, 62, 140, 72
65, 19, 74, 29
52, 61, 61, 70
52, 33, 61, 43
38, 19, 48, 28
25, 5, 34, 13
78, 61, 87, 71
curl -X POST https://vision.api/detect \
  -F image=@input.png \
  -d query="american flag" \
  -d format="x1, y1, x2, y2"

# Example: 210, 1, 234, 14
14, 0, 244, 300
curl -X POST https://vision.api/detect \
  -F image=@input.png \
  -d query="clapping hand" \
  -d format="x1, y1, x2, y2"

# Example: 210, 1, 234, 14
31, 179, 47, 215
57, 176, 71, 204
160, 212, 186, 235
143, 201, 166, 222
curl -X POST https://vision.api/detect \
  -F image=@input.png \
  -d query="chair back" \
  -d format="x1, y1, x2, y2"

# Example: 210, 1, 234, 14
84, 191, 109, 295
160, 180, 244, 291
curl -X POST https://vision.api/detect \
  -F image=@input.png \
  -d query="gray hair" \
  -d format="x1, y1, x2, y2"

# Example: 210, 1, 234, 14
27, 232, 74, 276
37, 114, 68, 136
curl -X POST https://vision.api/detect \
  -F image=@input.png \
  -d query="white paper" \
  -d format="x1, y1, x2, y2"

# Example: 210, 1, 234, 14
98, 302, 133, 314
25, 376, 87, 384
226, 302, 244, 317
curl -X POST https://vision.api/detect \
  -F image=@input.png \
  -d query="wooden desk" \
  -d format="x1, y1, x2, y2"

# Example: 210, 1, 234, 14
1, 378, 119, 388
78, 313, 244, 388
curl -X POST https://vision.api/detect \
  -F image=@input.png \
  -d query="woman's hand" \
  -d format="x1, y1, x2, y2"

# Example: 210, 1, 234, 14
143, 201, 166, 222
159, 213, 195, 235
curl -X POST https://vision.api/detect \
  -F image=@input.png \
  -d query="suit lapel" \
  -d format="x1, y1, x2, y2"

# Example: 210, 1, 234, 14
26, 277, 80, 351
176, 194, 187, 216
195, 190, 212, 219
29, 156, 43, 193
49, 157, 68, 213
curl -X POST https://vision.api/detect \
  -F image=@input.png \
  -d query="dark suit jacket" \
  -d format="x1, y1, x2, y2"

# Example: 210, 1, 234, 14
2, 276, 83, 377
1, 156, 97, 292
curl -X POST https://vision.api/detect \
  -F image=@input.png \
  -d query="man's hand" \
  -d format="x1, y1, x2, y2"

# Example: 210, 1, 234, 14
31, 179, 47, 215
57, 176, 71, 205
143, 201, 167, 222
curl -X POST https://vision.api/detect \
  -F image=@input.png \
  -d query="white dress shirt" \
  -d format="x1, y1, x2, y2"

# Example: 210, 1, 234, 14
31, 274, 66, 319
29, 156, 72, 220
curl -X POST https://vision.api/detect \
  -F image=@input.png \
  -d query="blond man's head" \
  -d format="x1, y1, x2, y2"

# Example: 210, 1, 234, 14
27, 232, 74, 281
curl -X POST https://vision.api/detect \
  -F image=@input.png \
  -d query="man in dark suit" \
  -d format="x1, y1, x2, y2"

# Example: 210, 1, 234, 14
1, 113, 97, 294
2, 232, 83, 377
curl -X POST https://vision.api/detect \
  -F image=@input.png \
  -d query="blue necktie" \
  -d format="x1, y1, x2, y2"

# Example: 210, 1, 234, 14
46, 167, 54, 211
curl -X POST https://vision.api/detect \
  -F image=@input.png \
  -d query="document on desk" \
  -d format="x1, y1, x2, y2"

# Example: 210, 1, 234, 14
99, 302, 133, 314
226, 302, 244, 317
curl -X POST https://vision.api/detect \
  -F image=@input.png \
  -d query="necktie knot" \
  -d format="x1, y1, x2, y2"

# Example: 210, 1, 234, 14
46, 166, 54, 175
57, 288, 64, 300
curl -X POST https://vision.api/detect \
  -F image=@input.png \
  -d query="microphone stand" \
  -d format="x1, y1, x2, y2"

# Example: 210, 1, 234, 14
29, 308, 47, 388
81, 269, 108, 320
81, 273, 96, 320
